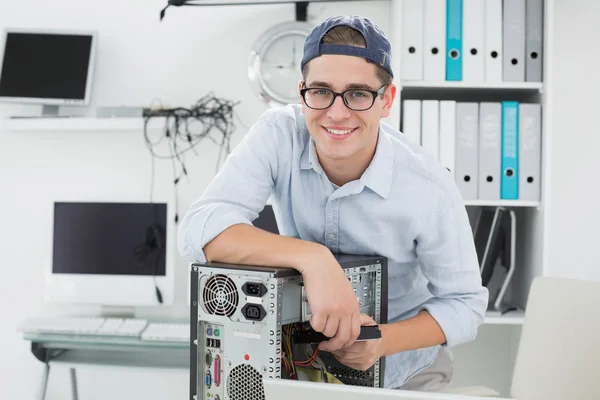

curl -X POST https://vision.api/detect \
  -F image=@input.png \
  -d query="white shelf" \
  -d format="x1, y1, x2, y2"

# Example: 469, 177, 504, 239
484, 309, 525, 325
463, 200, 541, 208
0, 117, 155, 132
401, 81, 543, 91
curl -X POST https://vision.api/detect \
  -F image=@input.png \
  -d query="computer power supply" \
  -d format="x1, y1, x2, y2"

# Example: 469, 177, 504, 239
189, 254, 388, 400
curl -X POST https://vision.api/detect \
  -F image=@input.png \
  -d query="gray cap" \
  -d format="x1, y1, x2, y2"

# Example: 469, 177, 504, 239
301, 15, 393, 78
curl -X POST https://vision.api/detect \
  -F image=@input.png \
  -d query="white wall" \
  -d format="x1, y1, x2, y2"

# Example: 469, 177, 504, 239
0, 1, 392, 399
547, 0, 600, 282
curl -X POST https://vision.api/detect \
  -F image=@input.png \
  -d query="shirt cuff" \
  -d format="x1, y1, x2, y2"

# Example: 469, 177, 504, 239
418, 297, 482, 348
179, 208, 252, 263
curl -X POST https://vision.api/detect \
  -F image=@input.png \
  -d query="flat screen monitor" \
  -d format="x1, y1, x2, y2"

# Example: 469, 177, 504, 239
0, 28, 96, 115
254, 204, 279, 234
44, 201, 175, 306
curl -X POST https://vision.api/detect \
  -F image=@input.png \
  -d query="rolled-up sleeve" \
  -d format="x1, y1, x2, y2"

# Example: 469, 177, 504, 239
177, 116, 282, 263
415, 181, 489, 348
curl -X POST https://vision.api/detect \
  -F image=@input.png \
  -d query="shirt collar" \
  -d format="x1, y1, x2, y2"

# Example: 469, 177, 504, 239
300, 127, 394, 199
359, 129, 394, 199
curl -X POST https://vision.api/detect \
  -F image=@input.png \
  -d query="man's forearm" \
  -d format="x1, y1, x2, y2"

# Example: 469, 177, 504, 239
379, 311, 447, 356
203, 223, 329, 273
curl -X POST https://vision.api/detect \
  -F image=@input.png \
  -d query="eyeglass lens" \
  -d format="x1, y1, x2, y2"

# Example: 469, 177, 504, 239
304, 89, 375, 110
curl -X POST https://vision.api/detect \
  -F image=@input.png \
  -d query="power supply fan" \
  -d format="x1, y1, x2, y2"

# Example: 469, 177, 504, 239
202, 274, 239, 317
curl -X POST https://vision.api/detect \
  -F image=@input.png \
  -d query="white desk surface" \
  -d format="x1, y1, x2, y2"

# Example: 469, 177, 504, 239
263, 378, 514, 400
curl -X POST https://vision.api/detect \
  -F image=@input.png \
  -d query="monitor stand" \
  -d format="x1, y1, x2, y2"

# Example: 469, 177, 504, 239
99, 306, 136, 319
42, 105, 60, 117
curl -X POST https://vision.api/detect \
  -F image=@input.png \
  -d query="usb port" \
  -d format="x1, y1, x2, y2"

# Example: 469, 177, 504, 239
215, 339, 221, 348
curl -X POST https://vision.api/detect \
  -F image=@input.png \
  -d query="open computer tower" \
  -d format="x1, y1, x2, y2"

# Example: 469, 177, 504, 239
189, 254, 388, 400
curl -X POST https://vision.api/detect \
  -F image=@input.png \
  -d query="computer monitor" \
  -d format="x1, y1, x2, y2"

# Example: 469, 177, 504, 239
44, 201, 175, 307
0, 28, 97, 116
253, 204, 279, 234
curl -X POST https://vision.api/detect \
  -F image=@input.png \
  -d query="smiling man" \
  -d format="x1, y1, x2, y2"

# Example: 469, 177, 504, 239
178, 15, 488, 392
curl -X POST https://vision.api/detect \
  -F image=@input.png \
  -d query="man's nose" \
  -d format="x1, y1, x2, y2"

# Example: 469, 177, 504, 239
326, 95, 352, 120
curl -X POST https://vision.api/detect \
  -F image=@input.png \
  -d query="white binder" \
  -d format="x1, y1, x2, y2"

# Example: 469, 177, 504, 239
401, 100, 422, 145
526, 0, 544, 82
462, 0, 485, 82
503, 0, 526, 81
478, 102, 502, 200
518, 103, 542, 201
439, 100, 456, 174
421, 100, 440, 160
423, 0, 446, 81
455, 102, 479, 200
484, 0, 503, 82
401, 0, 425, 81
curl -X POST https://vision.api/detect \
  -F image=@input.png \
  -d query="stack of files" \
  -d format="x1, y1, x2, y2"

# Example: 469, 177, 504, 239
400, 0, 544, 83
401, 99, 542, 202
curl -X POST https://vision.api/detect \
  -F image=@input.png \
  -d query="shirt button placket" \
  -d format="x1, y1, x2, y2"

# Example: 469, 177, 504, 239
325, 198, 335, 251
324, 198, 339, 253
331, 200, 339, 253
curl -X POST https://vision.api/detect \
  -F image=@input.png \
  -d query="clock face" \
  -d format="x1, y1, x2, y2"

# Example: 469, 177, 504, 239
259, 33, 305, 103
248, 22, 314, 107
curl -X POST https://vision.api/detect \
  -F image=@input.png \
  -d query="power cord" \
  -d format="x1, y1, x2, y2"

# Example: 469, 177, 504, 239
132, 223, 166, 304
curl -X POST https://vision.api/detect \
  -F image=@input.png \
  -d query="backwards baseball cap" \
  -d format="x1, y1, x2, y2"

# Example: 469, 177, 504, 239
301, 15, 394, 79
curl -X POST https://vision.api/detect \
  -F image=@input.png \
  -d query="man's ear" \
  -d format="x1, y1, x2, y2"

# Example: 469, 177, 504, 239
298, 80, 308, 110
380, 83, 397, 119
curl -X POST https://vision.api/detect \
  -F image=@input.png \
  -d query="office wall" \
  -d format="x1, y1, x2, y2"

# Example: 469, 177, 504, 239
0, 1, 391, 399
546, 0, 600, 283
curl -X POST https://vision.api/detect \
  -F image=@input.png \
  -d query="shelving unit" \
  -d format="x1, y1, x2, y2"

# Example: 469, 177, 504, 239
0, 116, 164, 132
387, 0, 553, 396
401, 81, 543, 91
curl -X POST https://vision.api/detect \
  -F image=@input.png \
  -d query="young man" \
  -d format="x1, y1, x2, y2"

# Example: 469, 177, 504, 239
178, 15, 488, 392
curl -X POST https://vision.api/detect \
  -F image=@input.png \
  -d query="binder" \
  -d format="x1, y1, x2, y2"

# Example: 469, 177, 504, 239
423, 0, 447, 81
401, 100, 422, 145
445, 0, 463, 81
462, 0, 485, 82
501, 101, 519, 200
518, 103, 542, 201
421, 100, 440, 160
484, 0, 503, 82
439, 100, 456, 174
503, 0, 526, 81
401, 0, 425, 81
478, 102, 502, 200
455, 102, 479, 200
526, 0, 544, 82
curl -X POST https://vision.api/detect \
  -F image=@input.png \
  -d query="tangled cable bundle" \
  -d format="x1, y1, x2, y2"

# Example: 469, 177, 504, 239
142, 93, 242, 224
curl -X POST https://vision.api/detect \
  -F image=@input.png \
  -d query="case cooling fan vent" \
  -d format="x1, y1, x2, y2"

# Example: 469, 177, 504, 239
202, 274, 239, 317
227, 364, 265, 400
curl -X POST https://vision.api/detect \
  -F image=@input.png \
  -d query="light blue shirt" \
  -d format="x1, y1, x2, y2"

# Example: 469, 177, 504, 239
178, 104, 489, 389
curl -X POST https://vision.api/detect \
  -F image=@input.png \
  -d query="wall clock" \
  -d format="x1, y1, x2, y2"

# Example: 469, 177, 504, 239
248, 21, 313, 107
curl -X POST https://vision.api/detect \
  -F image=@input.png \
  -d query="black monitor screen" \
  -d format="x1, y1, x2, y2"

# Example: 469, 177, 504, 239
0, 32, 93, 100
254, 205, 279, 234
52, 202, 167, 276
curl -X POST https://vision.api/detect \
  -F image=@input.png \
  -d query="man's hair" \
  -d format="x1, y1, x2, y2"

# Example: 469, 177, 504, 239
301, 25, 393, 87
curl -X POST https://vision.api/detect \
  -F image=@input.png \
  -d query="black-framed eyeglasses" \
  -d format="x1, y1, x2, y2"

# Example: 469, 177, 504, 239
300, 84, 387, 111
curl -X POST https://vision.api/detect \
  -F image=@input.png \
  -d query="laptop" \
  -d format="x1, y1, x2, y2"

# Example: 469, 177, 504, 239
262, 378, 512, 400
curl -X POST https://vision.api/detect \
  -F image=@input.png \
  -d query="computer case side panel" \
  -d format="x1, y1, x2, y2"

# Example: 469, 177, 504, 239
190, 265, 199, 400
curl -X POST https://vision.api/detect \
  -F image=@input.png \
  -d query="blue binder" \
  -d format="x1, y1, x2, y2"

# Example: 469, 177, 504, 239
501, 101, 519, 200
446, 0, 463, 81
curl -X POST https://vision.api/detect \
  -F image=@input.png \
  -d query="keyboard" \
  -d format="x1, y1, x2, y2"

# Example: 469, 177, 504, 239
141, 322, 190, 343
18, 316, 148, 337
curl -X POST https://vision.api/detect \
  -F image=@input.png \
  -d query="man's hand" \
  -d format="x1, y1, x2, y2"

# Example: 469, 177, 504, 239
331, 314, 385, 371
300, 248, 361, 353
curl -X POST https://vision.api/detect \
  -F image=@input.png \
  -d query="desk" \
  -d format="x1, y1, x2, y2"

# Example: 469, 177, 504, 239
23, 333, 189, 400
